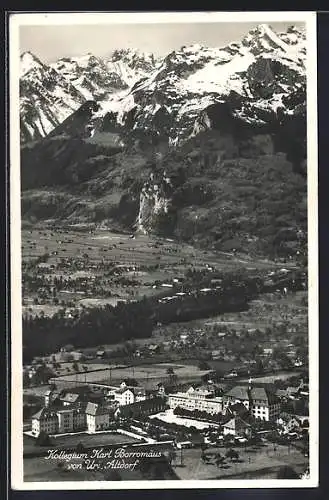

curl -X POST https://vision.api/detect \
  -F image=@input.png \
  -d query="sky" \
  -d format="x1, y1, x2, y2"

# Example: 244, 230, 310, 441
19, 22, 304, 63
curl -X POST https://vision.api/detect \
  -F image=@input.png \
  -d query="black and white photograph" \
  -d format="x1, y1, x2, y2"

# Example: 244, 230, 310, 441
10, 11, 318, 489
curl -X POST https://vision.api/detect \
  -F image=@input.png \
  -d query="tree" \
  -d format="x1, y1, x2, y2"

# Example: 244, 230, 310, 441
167, 449, 177, 465
226, 448, 239, 462
224, 433, 234, 446
198, 360, 211, 371
124, 378, 139, 387
76, 442, 85, 453
215, 452, 224, 467
32, 365, 55, 385
255, 358, 264, 374
72, 361, 79, 372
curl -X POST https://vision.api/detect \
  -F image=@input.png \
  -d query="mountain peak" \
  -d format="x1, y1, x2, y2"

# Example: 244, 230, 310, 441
241, 23, 290, 55
250, 23, 273, 34
20, 51, 45, 77
110, 48, 156, 65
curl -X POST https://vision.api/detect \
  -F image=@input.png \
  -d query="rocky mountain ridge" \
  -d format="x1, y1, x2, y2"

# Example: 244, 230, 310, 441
20, 24, 307, 259
20, 48, 161, 143
20, 24, 306, 144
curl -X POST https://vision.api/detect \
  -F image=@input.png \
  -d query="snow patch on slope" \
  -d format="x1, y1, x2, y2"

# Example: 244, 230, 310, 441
184, 49, 255, 95
20, 52, 45, 77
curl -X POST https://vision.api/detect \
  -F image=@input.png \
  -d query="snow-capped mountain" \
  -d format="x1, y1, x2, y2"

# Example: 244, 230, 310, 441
20, 51, 87, 143
20, 24, 306, 146
106, 48, 162, 86
50, 54, 128, 100
20, 51, 46, 77
88, 23, 306, 146
20, 49, 159, 143
21, 24, 307, 257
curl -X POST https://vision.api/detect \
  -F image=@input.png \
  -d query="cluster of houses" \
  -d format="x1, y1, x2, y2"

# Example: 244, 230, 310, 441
30, 375, 309, 440
168, 381, 280, 422
31, 381, 167, 437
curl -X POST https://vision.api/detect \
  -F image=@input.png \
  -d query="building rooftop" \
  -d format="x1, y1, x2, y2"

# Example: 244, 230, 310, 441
227, 402, 249, 415
223, 415, 252, 429
85, 402, 109, 416
59, 393, 80, 403
115, 387, 134, 395
56, 408, 75, 414
225, 386, 249, 400
32, 407, 58, 421
225, 384, 278, 405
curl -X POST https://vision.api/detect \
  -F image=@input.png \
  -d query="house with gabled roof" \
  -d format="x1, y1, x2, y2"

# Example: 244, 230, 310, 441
113, 387, 135, 406
85, 402, 112, 433
106, 381, 145, 406
31, 407, 58, 436
223, 382, 280, 421
223, 415, 252, 437
133, 387, 147, 402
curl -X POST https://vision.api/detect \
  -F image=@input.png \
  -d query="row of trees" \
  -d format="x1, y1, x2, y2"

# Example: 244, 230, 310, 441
22, 269, 258, 361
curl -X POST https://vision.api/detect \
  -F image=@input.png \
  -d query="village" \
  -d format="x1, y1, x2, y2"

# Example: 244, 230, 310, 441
21, 228, 310, 480
23, 342, 310, 480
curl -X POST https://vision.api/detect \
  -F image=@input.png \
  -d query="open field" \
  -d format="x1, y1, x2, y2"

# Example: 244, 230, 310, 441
173, 442, 308, 480
41, 362, 124, 378
23, 439, 308, 482
22, 227, 292, 317
50, 362, 212, 389
23, 440, 178, 482
22, 227, 281, 270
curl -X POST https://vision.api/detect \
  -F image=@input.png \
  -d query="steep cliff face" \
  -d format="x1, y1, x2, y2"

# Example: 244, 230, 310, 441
136, 171, 173, 234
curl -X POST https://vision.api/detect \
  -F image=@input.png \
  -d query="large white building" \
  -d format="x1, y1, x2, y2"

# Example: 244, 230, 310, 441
113, 388, 135, 406
107, 382, 146, 406
222, 384, 280, 422
31, 400, 115, 436
31, 382, 150, 437
168, 386, 223, 415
